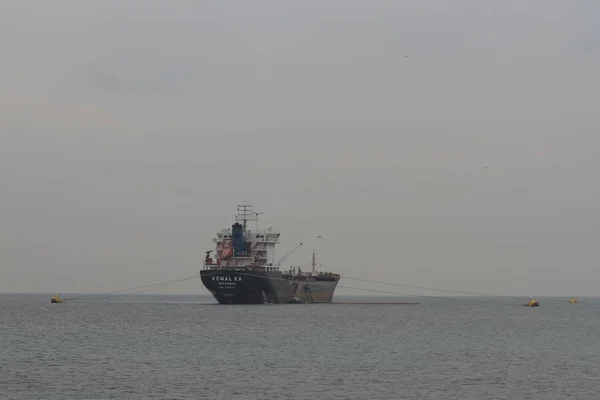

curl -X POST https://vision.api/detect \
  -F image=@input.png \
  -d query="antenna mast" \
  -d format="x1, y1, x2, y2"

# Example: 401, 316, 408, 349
312, 235, 322, 275
236, 201, 257, 231
252, 211, 263, 232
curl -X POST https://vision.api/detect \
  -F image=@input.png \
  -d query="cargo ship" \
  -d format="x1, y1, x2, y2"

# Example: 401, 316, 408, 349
200, 203, 340, 304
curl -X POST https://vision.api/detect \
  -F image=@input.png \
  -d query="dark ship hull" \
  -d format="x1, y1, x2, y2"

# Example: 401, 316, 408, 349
200, 270, 339, 304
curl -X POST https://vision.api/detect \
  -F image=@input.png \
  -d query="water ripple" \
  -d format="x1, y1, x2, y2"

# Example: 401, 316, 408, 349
0, 295, 598, 399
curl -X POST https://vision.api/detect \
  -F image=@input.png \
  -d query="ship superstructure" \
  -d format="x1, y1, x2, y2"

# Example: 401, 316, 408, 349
200, 203, 340, 304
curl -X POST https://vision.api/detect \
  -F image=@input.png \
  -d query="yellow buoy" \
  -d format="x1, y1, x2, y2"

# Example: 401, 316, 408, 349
526, 298, 539, 307
568, 297, 578, 304
51, 294, 64, 304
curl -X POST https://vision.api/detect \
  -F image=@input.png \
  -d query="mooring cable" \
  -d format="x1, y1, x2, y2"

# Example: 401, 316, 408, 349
58, 269, 520, 306
226, 271, 489, 303
339, 276, 502, 297
64, 275, 199, 302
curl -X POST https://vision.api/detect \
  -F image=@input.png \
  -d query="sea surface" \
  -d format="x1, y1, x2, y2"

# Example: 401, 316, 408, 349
1, 293, 599, 399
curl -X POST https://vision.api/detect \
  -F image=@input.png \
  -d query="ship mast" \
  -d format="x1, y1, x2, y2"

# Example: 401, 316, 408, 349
312, 235, 322, 275
252, 211, 263, 232
236, 201, 257, 232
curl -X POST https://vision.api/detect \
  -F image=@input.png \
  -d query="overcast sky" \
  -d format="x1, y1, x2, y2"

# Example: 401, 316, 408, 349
1, 0, 599, 297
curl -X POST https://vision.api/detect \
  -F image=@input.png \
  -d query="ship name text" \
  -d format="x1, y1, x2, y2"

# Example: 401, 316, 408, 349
212, 276, 242, 282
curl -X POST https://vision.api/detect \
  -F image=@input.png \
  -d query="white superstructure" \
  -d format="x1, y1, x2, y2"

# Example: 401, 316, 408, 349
203, 203, 300, 272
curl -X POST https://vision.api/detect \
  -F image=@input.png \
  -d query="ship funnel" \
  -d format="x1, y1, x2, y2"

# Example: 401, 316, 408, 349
232, 222, 245, 256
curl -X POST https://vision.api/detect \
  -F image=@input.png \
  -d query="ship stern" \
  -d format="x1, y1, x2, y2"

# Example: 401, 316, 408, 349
200, 270, 271, 304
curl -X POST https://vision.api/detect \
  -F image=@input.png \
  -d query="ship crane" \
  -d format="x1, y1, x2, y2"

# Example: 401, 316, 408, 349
275, 242, 303, 266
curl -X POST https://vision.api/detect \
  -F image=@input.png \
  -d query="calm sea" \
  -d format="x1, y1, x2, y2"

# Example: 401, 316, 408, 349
1, 293, 598, 399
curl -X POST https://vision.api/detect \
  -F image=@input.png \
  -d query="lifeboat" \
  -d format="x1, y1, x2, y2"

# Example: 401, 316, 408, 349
219, 240, 233, 260
568, 297, 578, 304
221, 247, 232, 259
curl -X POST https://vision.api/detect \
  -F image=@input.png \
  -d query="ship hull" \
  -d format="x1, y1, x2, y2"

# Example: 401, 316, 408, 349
200, 270, 339, 304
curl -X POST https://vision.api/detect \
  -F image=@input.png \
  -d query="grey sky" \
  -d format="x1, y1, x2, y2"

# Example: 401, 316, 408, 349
1, 1, 599, 297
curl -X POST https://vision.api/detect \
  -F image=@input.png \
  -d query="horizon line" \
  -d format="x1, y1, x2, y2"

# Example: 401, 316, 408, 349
0, 292, 588, 298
